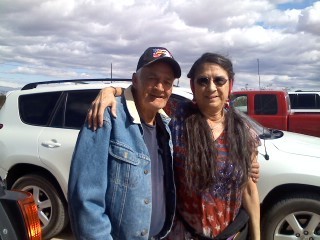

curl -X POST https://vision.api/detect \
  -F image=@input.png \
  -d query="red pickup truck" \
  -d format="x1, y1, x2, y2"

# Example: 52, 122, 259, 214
231, 90, 320, 137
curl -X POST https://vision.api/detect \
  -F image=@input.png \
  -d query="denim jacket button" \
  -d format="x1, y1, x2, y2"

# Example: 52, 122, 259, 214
141, 229, 148, 236
144, 169, 149, 174
144, 199, 150, 204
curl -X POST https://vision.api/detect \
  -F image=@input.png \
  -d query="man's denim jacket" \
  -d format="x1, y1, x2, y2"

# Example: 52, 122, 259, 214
68, 86, 176, 240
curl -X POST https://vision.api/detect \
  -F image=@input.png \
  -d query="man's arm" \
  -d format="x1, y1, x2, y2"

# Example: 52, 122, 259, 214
250, 160, 259, 183
68, 123, 113, 239
88, 87, 123, 130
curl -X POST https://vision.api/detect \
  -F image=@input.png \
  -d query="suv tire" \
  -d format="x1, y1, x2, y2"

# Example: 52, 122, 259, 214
12, 174, 69, 239
262, 193, 320, 239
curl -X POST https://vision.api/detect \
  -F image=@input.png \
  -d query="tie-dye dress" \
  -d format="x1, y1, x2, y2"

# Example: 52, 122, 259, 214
165, 100, 251, 239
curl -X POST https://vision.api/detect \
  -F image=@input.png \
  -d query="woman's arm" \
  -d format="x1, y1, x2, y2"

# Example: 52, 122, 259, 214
242, 154, 260, 240
87, 87, 123, 130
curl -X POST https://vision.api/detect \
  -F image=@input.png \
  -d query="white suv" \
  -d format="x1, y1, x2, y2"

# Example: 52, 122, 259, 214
0, 79, 132, 239
1, 79, 320, 239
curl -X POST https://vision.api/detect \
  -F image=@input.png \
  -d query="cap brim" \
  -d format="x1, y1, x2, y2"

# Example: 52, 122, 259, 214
145, 57, 181, 78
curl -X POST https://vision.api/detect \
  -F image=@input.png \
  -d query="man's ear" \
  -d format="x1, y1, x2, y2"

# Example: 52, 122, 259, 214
132, 72, 137, 87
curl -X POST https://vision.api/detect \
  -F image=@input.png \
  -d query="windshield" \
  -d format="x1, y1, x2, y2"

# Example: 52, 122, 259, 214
235, 109, 284, 139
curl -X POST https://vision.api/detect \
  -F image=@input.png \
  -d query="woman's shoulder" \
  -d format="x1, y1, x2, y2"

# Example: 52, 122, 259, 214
166, 99, 197, 118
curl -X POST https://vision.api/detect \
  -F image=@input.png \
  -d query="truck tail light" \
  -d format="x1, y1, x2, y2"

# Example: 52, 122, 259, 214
17, 191, 42, 240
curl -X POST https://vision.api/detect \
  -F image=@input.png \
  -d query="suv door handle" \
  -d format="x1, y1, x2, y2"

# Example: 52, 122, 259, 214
41, 140, 62, 148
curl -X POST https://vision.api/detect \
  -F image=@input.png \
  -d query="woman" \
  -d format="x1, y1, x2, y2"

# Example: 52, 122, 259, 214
88, 53, 260, 239
166, 53, 260, 239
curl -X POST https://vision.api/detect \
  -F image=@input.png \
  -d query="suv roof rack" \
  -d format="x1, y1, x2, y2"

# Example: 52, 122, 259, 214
21, 78, 131, 90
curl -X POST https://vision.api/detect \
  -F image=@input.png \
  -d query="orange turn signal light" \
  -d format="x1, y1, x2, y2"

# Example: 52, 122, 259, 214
17, 191, 42, 240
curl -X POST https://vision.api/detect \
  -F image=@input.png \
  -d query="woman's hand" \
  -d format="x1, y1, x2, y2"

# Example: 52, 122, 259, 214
87, 87, 118, 131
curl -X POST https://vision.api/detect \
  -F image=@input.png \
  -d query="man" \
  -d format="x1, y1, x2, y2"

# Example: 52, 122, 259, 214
68, 47, 181, 240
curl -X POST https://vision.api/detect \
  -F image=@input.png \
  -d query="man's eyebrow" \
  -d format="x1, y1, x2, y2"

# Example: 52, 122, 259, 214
146, 72, 157, 78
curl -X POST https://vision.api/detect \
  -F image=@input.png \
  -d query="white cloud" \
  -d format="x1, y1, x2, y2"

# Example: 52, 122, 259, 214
10, 65, 81, 78
297, 1, 320, 35
0, 80, 23, 88
170, 0, 272, 30
0, 0, 319, 91
263, 8, 301, 29
267, 0, 304, 4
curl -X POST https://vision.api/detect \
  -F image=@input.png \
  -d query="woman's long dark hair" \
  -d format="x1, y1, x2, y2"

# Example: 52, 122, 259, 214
184, 53, 257, 191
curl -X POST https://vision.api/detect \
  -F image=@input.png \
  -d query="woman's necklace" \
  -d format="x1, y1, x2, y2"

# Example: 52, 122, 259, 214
207, 115, 225, 139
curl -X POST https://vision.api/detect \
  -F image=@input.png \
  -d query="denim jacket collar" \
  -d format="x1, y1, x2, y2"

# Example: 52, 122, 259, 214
124, 85, 169, 124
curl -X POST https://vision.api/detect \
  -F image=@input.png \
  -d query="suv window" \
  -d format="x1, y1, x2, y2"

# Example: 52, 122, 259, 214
51, 90, 99, 129
289, 93, 320, 109
19, 92, 62, 126
254, 94, 278, 115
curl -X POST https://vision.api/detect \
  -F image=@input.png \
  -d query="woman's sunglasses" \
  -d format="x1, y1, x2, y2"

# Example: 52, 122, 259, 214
196, 76, 228, 87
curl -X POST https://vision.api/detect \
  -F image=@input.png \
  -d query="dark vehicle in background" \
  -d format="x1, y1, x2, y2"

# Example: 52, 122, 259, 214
0, 177, 42, 240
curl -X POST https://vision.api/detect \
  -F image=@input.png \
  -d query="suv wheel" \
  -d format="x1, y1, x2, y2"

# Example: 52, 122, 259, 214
262, 193, 320, 239
12, 174, 69, 239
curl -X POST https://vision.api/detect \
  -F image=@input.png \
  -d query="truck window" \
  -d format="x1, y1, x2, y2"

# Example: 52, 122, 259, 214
289, 93, 320, 109
254, 94, 278, 115
232, 95, 248, 113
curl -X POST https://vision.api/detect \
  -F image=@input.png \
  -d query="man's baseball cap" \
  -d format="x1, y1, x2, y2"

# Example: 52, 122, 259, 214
136, 47, 181, 78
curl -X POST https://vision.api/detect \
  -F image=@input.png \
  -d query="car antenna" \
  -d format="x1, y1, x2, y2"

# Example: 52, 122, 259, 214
257, 59, 261, 90
0, 177, 5, 196
257, 59, 269, 160
174, 78, 180, 87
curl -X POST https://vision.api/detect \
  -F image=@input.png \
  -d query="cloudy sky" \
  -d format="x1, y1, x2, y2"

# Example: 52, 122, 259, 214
0, 0, 319, 91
